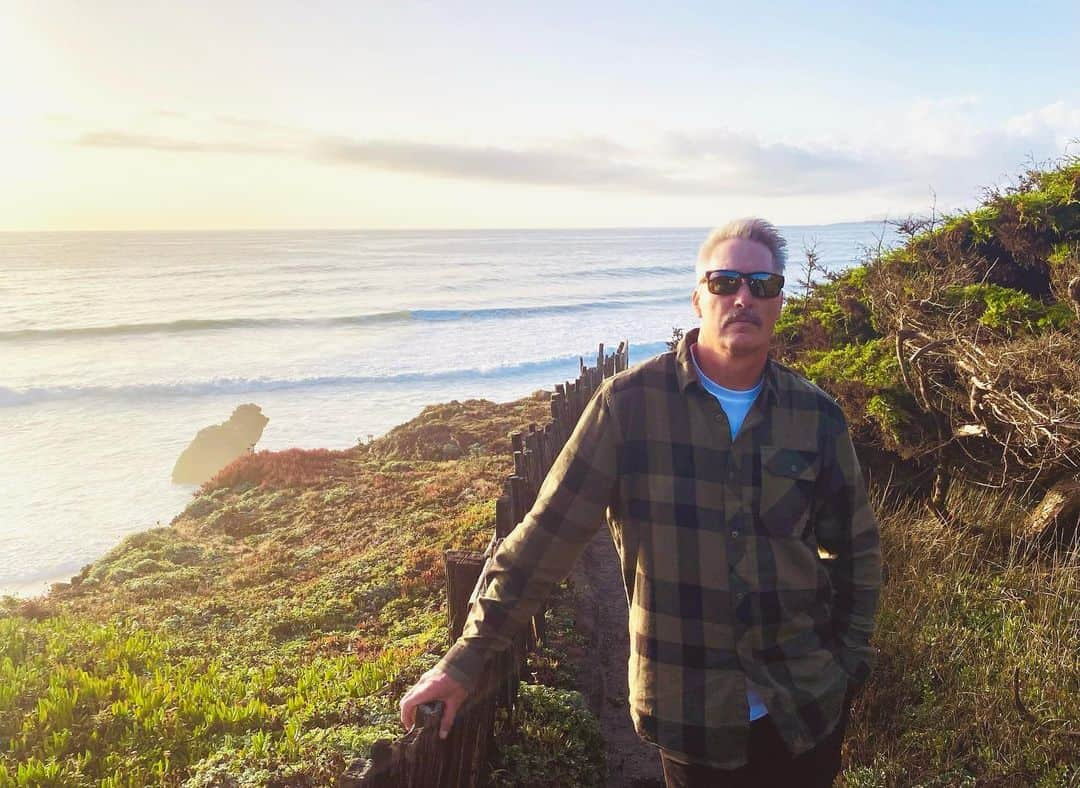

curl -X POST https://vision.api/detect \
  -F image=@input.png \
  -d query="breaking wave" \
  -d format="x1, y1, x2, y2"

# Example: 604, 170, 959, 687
1, 295, 685, 342
0, 341, 670, 406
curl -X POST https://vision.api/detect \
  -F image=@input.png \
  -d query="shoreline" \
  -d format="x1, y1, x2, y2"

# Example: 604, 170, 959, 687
0, 574, 69, 599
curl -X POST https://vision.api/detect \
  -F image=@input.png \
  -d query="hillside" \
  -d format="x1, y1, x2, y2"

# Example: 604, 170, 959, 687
776, 158, 1080, 535
1, 394, 609, 786
778, 158, 1080, 785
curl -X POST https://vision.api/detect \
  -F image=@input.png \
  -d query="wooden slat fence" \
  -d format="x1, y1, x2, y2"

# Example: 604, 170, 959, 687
339, 340, 629, 788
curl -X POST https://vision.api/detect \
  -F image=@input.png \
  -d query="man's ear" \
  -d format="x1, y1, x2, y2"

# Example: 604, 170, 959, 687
691, 287, 702, 318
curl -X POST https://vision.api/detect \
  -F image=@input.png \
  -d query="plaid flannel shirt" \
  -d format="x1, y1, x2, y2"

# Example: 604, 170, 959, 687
437, 327, 882, 768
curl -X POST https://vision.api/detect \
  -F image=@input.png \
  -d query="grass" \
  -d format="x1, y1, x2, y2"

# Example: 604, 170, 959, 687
840, 484, 1079, 787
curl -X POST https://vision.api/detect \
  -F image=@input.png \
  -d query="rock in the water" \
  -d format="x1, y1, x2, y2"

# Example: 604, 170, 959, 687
172, 404, 269, 485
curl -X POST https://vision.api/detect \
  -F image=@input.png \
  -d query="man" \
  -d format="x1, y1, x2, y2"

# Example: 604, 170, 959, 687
400, 218, 881, 787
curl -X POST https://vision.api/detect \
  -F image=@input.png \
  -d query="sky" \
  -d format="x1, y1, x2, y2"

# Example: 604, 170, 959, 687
2, 1, 1078, 231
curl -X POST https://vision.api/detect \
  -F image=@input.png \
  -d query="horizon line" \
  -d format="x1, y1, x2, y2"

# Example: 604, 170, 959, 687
0, 218, 900, 235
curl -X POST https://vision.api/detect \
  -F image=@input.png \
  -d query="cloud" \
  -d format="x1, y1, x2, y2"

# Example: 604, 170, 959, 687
887, 99, 1078, 201
77, 130, 285, 156
311, 137, 715, 194
894, 98, 987, 158
312, 133, 885, 197
1005, 101, 1080, 148
64, 126, 921, 198
74, 127, 719, 194
70, 98, 1077, 206
664, 130, 875, 195
212, 114, 306, 136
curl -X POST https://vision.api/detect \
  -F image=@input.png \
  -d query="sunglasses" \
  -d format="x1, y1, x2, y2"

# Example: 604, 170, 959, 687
700, 269, 785, 299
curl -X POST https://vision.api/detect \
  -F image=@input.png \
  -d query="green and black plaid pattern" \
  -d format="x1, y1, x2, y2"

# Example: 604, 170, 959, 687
438, 327, 881, 768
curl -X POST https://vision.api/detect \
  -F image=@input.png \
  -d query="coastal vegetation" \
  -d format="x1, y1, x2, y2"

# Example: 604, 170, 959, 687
775, 158, 1080, 508
776, 156, 1080, 785
0, 395, 606, 786
845, 486, 1077, 786
2, 157, 1078, 785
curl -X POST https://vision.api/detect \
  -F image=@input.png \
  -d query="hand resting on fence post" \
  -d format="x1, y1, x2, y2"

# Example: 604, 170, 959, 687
399, 666, 469, 740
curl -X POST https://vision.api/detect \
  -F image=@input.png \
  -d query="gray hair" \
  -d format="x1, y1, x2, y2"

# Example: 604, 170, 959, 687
697, 217, 788, 274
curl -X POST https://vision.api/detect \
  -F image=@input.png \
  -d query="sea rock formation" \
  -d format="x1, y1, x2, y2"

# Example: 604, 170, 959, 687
172, 404, 269, 485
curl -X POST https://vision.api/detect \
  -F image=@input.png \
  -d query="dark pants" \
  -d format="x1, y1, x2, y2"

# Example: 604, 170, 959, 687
660, 711, 848, 788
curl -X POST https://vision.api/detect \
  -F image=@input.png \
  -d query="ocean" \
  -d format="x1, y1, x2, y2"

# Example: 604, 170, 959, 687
0, 223, 900, 596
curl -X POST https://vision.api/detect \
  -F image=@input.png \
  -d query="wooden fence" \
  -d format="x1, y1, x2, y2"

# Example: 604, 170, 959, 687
339, 341, 630, 788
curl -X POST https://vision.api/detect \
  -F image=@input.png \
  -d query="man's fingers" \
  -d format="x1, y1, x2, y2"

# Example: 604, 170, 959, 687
399, 683, 428, 730
439, 696, 460, 740
399, 694, 414, 730
399, 668, 468, 735
400, 691, 458, 740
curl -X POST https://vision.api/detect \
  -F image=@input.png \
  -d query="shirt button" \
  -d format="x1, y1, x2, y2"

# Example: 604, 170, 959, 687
790, 464, 798, 472
713, 414, 724, 422
731, 529, 739, 538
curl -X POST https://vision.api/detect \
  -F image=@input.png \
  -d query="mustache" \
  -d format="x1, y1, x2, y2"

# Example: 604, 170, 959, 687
724, 312, 762, 327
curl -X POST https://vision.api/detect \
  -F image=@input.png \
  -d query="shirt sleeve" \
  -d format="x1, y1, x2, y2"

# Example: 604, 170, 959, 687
813, 411, 882, 688
436, 381, 621, 690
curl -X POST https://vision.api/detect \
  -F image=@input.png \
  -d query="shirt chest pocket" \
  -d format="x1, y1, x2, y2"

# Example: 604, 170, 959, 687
758, 446, 819, 538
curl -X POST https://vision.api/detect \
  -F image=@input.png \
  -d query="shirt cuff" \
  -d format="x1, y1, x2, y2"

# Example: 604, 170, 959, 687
434, 640, 490, 692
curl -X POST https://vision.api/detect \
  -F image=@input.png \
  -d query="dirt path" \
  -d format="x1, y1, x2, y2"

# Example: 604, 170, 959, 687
571, 531, 665, 788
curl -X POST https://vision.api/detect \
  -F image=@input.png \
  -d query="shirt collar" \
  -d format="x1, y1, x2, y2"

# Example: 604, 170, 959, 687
675, 326, 780, 405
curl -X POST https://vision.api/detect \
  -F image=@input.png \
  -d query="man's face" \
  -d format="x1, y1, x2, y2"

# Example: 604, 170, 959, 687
692, 238, 784, 358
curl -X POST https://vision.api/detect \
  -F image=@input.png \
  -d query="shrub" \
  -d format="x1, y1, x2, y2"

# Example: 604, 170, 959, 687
944, 283, 1075, 336
490, 684, 605, 788
201, 448, 354, 493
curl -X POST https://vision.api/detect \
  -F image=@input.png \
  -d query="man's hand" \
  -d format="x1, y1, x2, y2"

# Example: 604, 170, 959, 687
399, 667, 469, 740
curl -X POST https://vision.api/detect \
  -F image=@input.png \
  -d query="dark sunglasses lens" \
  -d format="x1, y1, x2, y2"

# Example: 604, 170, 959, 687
706, 273, 742, 295
748, 274, 784, 298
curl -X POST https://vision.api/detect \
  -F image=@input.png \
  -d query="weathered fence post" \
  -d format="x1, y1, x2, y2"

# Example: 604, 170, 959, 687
495, 495, 514, 539
446, 550, 486, 642
338, 702, 453, 787
509, 475, 528, 525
